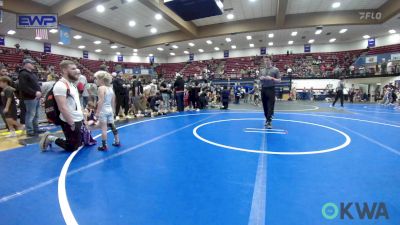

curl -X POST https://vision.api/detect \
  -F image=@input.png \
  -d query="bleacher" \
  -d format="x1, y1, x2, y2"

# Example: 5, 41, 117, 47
367, 43, 400, 55
80, 58, 105, 73
0, 44, 399, 81
0, 47, 24, 71
224, 57, 255, 79
180, 61, 207, 78
155, 63, 185, 79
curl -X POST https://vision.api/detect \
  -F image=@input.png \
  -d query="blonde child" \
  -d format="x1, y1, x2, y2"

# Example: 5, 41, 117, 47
0, 76, 23, 137
94, 71, 120, 151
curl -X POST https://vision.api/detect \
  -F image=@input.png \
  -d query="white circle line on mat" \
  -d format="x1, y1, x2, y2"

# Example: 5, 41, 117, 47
193, 118, 351, 155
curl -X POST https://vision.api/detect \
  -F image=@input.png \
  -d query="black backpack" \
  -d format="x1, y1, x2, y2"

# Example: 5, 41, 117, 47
44, 81, 72, 125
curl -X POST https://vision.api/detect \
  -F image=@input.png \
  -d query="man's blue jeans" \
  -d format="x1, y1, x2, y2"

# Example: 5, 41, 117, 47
24, 99, 40, 135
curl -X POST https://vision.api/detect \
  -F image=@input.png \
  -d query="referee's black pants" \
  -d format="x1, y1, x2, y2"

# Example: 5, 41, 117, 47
261, 87, 276, 122
332, 90, 344, 107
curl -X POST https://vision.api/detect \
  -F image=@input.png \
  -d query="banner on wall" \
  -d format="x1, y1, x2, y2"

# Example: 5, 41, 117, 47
189, 53, 194, 61
149, 56, 155, 64
141, 68, 149, 75
368, 38, 375, 47
43, 42, 51, 53
391, 53, 400, 61
83, 50, 88, 59
124, 68, 133, 74
117, 55, 123, 62
0, 35, 4, 46
59, 24, 71, 45
304, 44, 311, 53
260, 47, 267, 55
224, 50, 229, 58
132, 68, 141, 74
365, 56, 377, 63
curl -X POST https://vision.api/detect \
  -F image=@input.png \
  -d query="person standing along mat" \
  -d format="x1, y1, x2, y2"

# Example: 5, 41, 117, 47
258, 56, 281, 129
331, 76, 345, 107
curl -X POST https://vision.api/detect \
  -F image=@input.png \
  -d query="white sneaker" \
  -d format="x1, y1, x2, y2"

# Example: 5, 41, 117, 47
39, 132, 52, 152
5, 132, 17, 138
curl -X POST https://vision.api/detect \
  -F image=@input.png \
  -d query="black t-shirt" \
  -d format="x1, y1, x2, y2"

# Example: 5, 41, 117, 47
160, 82, 168, 94
174, 77, 184, 91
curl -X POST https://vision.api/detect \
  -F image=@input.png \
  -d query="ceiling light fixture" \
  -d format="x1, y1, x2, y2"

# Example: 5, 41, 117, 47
188, 42, 195, 47
184, 51, 189, 54
7, 30, 16, 35
339, 28, 348, 33
246, 35, 252, 40
231, 45, 236, 49
268, 33, 274, 38
157, 47, 164, 51
78, 45, 85, 49
214, 47, 220, 51
95, 49, 102, 52
288, 40, 294, 45
170, 52, 175, 56
308, 39, 315, 43
363, 35, 370, 39
150, 28, 157, 33
227, 13, 234, 20
329, 38, 336, 43
155, 14, 162, 20
110, 45, 118, 49
172, 45, 178, 49
249, 43, 254, 47
291, 31, 297, 36
198, 49, 204, 52
94, 40, 101, 44
96, 5, 105, 13
268, 42, 273, 46
129, 20, 136, 27
389, 29, 396, 34
226, 37, 232, 42
73, 35, 82, 39
206, 40, 212, 44
49, 29, 58, 33
332, 2, 341, 8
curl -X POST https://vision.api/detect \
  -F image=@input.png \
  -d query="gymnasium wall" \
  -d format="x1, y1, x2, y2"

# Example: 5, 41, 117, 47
4, 36, 102, 60
2, 33, 399, 64
167, 34, 400, 63
3, 36, 168, 63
